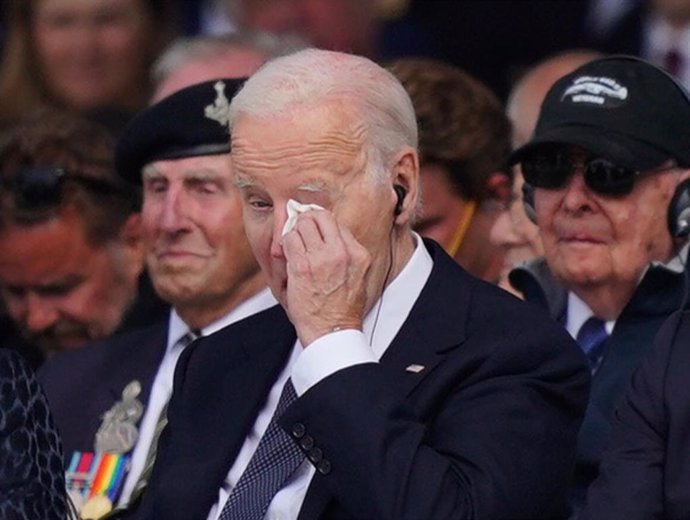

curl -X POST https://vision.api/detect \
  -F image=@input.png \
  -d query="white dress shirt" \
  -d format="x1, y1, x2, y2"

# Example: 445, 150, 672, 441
207, 233, 433, 520
118, 288, 277, 506
566, 293, 615, 340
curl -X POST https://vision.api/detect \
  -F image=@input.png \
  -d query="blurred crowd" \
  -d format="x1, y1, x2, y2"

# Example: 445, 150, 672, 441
2, 0, 690, 519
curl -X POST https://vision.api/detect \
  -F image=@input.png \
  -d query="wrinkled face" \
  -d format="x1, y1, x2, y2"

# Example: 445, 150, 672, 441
32, 0, 153, 110
142, 154, 260, 311
415, 162, 472, 256
0, 209, 139, 353
231, 104, 395, 311
534, 148, 681, 293
490, 169, 543, 284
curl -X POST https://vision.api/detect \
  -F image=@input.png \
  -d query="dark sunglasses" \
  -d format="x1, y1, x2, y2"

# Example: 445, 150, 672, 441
520, 149, 675, 196
6, 166, 128, 211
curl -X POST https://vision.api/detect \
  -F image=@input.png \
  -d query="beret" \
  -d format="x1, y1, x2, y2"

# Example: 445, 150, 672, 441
115, 78, 246, 183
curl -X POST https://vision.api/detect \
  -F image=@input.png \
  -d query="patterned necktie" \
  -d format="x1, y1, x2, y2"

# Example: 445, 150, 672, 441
218, 379, 304, 520
576, 317, 609, 374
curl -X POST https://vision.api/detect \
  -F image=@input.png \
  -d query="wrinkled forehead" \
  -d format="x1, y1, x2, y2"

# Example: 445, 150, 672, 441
231, 103, 368, 179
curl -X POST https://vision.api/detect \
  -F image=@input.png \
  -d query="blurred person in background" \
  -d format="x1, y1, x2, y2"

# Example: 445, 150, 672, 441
388, 57, 511, 282
0, 0, 175, 131
0, 109, 166, 368
150, 31, 302, 103
0, 347, 67, 520
594, 0, 690, 90
491, 50, 601, 296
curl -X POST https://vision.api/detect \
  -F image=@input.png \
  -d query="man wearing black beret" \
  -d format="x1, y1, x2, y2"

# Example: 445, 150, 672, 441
38, 78, 276, 519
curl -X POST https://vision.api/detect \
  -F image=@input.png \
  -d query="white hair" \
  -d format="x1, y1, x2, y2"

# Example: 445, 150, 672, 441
228, 48, 418, 182
151, 32, 307, 88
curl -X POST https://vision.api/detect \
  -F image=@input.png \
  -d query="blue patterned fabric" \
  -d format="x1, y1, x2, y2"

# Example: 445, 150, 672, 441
218, 380, 303, 520
0, 349, 67, 519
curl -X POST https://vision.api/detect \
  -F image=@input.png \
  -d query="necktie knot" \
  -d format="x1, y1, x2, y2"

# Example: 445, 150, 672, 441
576, 317, 609, 373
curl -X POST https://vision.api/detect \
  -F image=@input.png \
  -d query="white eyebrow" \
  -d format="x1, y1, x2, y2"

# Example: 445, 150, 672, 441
233, 175, 255, 189
297, 180, 328, 193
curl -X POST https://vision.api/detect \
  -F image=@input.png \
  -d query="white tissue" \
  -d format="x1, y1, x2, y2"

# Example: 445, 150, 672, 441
281, 199, 325, 236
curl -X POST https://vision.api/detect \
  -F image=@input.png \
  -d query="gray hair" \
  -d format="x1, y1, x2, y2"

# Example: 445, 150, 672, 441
151, 32, 306, 88
228, 48, 418, 182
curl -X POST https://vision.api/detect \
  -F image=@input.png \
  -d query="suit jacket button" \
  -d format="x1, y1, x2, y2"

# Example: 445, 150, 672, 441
292, 423, 306, 438
300, 434, 314, 451
308, 447, 323, 463
316, 459, 331, 475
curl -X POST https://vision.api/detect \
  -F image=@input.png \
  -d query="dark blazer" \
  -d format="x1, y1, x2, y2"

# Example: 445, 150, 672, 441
581, 309, 690, 520
511, 260, 685, 511
128, 241, 590, 520
38, 320, 169, 458
0, 348, 67, 520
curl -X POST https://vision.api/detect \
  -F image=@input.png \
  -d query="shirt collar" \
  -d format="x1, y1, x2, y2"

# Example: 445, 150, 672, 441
166, 287, 277, 354
363, 232, 433, 359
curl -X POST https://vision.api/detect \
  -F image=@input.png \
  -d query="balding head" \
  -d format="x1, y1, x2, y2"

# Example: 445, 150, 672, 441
507, 50, 603, 147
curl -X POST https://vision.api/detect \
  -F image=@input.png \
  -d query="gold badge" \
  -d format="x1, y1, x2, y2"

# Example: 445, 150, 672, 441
80, 495, 113, 519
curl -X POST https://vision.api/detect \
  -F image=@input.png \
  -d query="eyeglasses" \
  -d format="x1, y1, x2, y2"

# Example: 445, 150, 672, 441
5, 166, 129, 212
520, 149, 676, 197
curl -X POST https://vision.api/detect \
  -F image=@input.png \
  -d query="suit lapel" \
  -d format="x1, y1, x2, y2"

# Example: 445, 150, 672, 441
169, 305, 297, 519
105, 323, 168, 410
299, 241, 473, 520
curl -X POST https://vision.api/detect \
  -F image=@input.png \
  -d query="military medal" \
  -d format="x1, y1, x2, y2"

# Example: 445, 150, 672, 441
66, 451, 130, 519
95, 380, 143, 454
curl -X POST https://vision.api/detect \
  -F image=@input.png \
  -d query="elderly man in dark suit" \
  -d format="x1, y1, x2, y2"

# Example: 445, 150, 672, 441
507, 56, 690, 514
38, 79, 276, 518
124, 48, 590, 520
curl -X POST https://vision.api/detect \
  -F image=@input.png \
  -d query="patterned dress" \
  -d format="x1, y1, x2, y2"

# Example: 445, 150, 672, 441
0, 348, 67, 519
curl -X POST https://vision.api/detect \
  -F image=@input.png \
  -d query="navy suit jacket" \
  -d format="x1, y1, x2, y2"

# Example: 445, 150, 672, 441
582, 309, 690, 519
38, 320, 169, 458
128, 241, 589, 520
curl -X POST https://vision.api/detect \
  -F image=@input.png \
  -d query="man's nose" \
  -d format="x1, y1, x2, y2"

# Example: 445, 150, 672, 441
490, 211, 523, 247
561, 171, 594, 211
24, 294, 59, 334
159, 188, 190, 233
270, 209, 288, 259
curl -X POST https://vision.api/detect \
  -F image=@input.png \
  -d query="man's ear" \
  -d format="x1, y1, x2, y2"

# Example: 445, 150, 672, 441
117, 213, 145, 278
391, 147, 419, 225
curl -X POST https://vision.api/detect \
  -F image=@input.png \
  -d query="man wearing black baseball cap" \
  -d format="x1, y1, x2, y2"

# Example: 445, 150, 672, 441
508, 55, 690, 513
38, 79, 276, 519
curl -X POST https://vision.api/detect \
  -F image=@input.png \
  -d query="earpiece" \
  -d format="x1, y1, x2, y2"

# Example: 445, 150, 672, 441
668, 178, 690, 237
393, 185, 406, 216
522, 182, 537, 224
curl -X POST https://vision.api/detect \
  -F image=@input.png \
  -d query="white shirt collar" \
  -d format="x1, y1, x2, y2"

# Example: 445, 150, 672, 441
166, 287, 278, 352
363, 232, 433, 359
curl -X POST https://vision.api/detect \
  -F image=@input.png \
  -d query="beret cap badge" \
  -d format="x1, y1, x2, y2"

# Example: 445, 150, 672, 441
204, 81, 231, 129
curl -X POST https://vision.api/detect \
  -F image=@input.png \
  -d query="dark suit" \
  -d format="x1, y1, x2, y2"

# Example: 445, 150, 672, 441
0, 348, 67, 520
38, 320, 168, 458
581, 309, 690, 519
511, 259, 685, 512
127, 241, 589, 520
